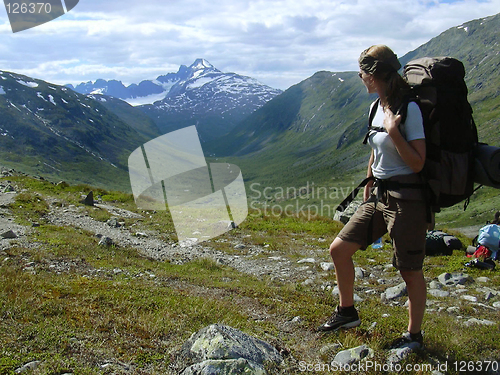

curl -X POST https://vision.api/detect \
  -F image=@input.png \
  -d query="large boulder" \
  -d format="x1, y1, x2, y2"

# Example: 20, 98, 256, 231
179, 324, 283, 374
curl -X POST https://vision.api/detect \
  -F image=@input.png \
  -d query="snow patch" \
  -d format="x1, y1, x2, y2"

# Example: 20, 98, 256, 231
37, 92, 48, 102
0, 86, 5, 95
124, 91, 169, 106
153, 80, 178, 91
192, 70, 204, 79
187, 77, 216, 89
48, 95, 57, 106
16, 79, 39, 88
90, 88, 106, 95
9, 102, 22, 111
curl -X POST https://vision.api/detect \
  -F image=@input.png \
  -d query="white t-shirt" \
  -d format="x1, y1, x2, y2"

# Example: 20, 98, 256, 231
367, 101, 425, 179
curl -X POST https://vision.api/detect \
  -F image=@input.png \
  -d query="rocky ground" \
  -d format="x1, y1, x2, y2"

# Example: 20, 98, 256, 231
1, 169, 499, 374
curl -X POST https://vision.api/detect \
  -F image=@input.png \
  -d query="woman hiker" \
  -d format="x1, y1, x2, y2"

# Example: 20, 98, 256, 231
318, 45, 428, 349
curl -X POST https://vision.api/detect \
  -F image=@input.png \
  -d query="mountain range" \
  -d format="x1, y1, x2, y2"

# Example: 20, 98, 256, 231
1, 13, 499, 202
210, 12, 500, 189
67, 65, 190, 106
69, 59, 282, 141
0, 70, 151, 190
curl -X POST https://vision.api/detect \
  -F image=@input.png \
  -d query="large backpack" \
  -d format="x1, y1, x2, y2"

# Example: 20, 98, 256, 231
366, 57, 479, 212
336, 57, 479, 218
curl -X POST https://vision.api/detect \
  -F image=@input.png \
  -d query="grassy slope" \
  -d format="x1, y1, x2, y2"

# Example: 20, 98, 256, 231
0, 175, 499, 374
0, 71, 151, 192
211, 14, 500, 229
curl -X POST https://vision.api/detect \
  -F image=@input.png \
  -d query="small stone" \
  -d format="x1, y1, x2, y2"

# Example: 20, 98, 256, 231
106, 217, 121, 228
429, 280, 442, 289
355, 267, 366, 279
485, 292, 495, 301
98, 236, 113, 246
429, 289, 450, 298
387, 345, 420, 365
464, 318, 496, 326
83, 191, 94, 206
302, 279, 315, 286
297, 258, 315, 264
1, 230, 17, 239
384, 282, 407, 300
320, 262, 335, 271
15, 361, 42, 373
461, 295, 478, 302
234, 244, 246, 249
3, 184, 15, 193
476, 277, 490, 283
384, 264, 394, 271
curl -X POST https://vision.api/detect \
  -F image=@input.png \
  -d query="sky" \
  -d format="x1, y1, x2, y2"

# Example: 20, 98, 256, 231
1, 0, 499, 91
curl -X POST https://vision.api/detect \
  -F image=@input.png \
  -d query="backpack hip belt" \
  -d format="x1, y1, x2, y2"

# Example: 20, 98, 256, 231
335, 175, 426, 214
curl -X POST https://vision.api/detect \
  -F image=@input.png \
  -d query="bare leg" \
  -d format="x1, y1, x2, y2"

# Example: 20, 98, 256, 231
329, 237, 361, 307
400, 269, 426, 333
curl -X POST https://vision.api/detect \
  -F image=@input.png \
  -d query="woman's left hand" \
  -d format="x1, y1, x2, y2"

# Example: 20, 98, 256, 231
383, 107, 401, 136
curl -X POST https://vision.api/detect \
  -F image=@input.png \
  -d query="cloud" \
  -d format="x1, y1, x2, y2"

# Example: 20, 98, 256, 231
0, 0, 499, 89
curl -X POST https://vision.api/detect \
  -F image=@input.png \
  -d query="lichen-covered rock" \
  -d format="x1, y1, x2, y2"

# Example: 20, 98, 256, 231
438, 272, 472, 286
181, 358, 267, 375
332, 344, 374, 366
381, 282, 407, 302
179, 324, 283, 374
334, 201, 362, 224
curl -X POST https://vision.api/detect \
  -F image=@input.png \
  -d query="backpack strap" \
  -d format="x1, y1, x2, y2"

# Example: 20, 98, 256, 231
335, 175, 426, 214
362, 97, 412, 145
363, 98, 381, 145
335, 176, 375, 213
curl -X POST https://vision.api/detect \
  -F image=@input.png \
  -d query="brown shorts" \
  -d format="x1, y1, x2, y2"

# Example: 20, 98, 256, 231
337, 191, 427, 271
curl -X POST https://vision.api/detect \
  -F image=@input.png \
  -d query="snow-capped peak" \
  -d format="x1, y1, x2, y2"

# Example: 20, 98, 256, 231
189, 59, 214, 71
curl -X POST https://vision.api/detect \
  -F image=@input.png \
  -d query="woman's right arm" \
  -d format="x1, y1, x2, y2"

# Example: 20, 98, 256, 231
364, 150, 374, 201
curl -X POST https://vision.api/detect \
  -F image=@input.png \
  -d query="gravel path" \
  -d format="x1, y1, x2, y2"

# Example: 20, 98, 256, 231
41, 197, 311, 282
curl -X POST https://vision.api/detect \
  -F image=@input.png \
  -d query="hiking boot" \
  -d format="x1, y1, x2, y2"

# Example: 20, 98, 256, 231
388, 331, 424, 350
317, 306, 361, 332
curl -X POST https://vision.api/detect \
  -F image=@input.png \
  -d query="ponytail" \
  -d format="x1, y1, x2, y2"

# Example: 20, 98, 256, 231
384, 71, 410, 111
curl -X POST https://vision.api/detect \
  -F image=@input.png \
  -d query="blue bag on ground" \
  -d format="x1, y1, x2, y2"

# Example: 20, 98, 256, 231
477, 224, 500, 259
